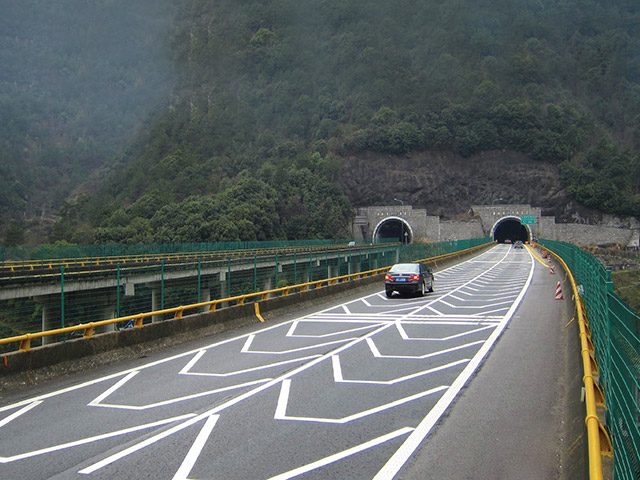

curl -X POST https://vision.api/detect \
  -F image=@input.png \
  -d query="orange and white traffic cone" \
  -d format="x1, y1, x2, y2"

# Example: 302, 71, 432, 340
549, 266, 555, 274
554, 282, 564, 300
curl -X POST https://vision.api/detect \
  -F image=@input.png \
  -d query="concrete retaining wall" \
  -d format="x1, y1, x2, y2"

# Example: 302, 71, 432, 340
439, 219, 485, 242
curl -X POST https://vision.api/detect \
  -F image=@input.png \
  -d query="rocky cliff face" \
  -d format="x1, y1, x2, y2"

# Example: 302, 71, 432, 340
338, 150, 589, 222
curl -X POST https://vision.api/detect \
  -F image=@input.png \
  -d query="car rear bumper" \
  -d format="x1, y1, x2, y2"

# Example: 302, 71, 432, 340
386, 281, 420, 293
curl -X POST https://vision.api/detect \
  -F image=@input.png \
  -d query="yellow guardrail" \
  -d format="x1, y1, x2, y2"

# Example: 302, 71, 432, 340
533, 244, 612, 480
0, 244, 381, 274
0, 243, 491, 353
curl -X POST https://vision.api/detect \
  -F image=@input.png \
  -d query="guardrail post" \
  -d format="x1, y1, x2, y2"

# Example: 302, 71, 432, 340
40, 299, 57, 346
326, 250, 330, 279
227, 258, 231, 298
197, 258, 201, 303
604, 269, 614, 403
151, 286, 162, 323
60, 265, 65, 342
254, 255, 257, 293
294, 251, 298, 284
161, 260, 165, 311
116, 262, 121, 318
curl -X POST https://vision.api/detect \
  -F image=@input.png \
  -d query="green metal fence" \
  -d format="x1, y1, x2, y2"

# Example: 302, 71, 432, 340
540, 239, 640, 479
0, 239, 373, 262
0, 238, 490, 352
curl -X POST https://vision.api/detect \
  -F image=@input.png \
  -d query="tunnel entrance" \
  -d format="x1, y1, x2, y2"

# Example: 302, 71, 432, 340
373, 217, 413, 244
492, 217, 531, 243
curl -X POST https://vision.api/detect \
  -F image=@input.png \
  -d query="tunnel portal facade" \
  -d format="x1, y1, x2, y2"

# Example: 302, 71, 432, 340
353, 204, 638, 247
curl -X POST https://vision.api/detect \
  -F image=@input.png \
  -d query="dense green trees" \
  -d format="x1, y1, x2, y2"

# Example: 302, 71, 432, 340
4, 0, 640, 245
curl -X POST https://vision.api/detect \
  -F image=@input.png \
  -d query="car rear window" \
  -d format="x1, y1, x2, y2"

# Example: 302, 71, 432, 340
389, 264, 419, 273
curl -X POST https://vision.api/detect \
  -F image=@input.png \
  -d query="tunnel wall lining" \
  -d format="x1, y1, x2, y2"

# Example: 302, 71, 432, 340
490, 216, 533, 240
372, 216, 414, 243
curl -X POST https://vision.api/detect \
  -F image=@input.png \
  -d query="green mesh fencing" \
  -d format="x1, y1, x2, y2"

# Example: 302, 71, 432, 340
540, 239, 640, 479
0, 238, 491, 353
0, 239, 360, 262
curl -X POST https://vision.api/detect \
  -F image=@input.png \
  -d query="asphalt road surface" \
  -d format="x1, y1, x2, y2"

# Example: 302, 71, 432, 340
0, 244, 572, 479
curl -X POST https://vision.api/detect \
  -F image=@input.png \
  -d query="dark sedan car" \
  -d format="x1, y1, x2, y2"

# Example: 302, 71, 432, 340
385, 262, 434, 298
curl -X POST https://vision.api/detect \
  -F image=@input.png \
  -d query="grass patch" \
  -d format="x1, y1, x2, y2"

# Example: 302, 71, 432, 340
612, 269, 640, 313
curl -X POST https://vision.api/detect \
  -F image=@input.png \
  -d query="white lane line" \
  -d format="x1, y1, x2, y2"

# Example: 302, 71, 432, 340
267, 427, 414, 480
78, 414, 205, 474
91, 379, 270, 411
439, 300, 513, 310
80, 321, 395, 474
286, 322, 377, 339
395, 324, 495, 341
0, 413, 196, 464
88, 371, 139, 406
181, 355, 321, 378
373, 243, 536, 480
332, 355, 470, 385
0, 401, 42, 429
243, 337, 357, 355
367, 337, 485, 359
274, 379, 448, 424
179, 350, 207, 374
172, 414, 220, 480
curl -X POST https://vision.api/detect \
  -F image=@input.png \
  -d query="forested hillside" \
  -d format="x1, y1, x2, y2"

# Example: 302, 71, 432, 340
5, 0, 640, 245
0, 0, 176, 242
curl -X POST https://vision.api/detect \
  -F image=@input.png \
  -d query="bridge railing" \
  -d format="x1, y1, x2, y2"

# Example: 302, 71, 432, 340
540, 239, 639, 480
0, 239, 375, 263
0, 238, 491, 353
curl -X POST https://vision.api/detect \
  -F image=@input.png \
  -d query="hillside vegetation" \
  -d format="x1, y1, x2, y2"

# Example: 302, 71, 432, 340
4, 0, 640, 245
0, 0, 176, 238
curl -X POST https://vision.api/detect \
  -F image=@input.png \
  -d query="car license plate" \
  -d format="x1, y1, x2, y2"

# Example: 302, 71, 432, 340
397, 278, 406, 282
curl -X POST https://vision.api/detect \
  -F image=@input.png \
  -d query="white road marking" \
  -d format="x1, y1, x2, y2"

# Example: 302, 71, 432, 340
0, 244, 537, 480
274, 378, 448, 424
366, 337, 485, 359
395, 323, 495, 341
373, 244, 536, 480
285, 320, 376, 338
0, 401, 42, 428
266, 427, 415, 480
172, 414, 220, 480
90, 378, 270, 411
181, 354, 321, 377
0, 413, 196, 464
78, 414, 206, 474
332, 355, 470, 385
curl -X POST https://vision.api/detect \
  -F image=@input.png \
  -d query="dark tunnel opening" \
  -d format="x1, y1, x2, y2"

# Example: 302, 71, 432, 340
375, 219, 413, 244
493, 218, 530, 243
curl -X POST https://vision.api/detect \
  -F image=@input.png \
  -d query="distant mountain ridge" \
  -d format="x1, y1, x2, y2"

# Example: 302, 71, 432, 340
3, 0, 640, 245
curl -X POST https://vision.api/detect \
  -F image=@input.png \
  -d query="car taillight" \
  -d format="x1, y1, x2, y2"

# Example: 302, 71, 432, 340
409, 275, 420, 281
385, 274, 393, 281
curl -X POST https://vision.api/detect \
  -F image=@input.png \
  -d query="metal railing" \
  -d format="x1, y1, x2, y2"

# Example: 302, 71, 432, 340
0, 239, 492, 353
540, 239, 639, 480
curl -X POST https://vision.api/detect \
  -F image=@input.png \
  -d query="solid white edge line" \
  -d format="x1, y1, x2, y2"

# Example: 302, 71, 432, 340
372, 244, 536, 480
